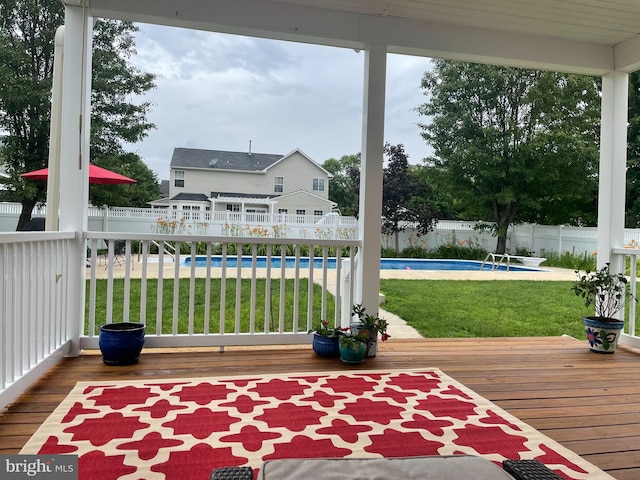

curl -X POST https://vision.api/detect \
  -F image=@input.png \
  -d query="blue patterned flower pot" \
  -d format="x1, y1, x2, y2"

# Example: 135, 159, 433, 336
312, 333, 341, 358
582, 316, 624, 354
99, 322, 146, 365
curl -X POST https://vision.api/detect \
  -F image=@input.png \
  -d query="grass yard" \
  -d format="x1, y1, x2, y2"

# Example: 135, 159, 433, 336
380, 279, 594, 339
88, 278, 635, 339
87, 278, 336, 335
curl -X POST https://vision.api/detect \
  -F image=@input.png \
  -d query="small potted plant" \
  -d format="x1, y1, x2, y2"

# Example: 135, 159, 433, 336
350, 303, 390, 357
338, 329, 369, 365
571, 263, 636, 353
308, 320, 342, 358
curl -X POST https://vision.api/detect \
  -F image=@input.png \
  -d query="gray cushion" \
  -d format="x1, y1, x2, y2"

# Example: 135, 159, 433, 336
258, 455, 516, 480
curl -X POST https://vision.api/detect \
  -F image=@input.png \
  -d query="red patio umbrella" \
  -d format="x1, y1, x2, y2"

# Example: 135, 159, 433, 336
21, 164, 136, 185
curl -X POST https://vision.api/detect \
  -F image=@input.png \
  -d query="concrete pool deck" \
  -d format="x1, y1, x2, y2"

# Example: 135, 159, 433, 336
90, 259, 577, 339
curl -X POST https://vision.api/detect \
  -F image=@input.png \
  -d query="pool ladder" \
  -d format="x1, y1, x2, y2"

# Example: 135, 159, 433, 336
481, 253, 513, 271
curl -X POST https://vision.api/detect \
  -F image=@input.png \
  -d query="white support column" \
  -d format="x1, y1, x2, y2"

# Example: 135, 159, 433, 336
58, 5, 93, 356
355, 44, 386, 317
597, 71, 629, 274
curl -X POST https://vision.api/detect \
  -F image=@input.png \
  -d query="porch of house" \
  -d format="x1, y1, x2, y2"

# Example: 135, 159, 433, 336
1, 336, 640, 480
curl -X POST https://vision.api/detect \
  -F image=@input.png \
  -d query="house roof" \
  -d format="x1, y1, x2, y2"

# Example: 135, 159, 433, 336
170, 147, 283, 172
160, 180, 169, 197
170, 193, 210, 202
276, 189, 337, 207
210, 191, 277, 200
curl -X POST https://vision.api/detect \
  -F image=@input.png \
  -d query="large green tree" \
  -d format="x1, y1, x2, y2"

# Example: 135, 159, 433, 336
322, 154, 360, 216
382, 143, 438, 252
418, 60, 601, 253
334, 144, 440, 251
0, 0, 158, 229
626, 71, 640, 228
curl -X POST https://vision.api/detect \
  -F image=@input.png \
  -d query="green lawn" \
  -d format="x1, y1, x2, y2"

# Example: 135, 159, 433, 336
87, 278, 335, 336
89, 278, 633, 339
379, 279, 594, 339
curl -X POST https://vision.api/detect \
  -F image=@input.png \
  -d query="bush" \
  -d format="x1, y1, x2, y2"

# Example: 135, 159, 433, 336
540, 249, 596, 270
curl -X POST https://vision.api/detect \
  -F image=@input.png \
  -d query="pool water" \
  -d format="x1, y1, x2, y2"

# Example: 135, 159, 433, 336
181, 256, 544, 272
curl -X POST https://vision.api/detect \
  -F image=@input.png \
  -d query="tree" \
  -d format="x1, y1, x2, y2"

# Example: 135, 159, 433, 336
336, 144, 440, 252
0, 0, 157, 230
90, 153, 160, 208
417, 60, 601, 253
626, 71, 640, 227
382, 144, 439, 252
322, 154, 360, 216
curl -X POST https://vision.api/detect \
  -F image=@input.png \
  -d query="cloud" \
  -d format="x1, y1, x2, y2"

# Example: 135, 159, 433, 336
129, 23, 433, 180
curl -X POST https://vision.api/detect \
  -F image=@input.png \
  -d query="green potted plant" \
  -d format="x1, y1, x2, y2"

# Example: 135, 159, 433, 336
350, 303, 390, 357
308, 320, 342, 358
338, 329, 369, 365
571, 263, 636, 353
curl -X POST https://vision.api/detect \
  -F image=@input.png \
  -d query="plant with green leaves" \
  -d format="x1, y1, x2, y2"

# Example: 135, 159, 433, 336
308, 319, 341, 338
351, 303, 390, 341
338, 329, 369, 348
571, 263, 636, 319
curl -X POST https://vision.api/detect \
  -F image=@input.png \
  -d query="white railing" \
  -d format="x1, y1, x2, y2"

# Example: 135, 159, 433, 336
83, 232, 360, 349
612, 247, 640, 349
0, 231, 76, 411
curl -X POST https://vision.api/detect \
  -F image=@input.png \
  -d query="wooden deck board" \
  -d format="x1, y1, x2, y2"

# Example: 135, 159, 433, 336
1, 336, 639, 479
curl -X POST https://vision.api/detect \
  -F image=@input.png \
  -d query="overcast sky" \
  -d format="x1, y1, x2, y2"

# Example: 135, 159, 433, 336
129, 23, 434, 181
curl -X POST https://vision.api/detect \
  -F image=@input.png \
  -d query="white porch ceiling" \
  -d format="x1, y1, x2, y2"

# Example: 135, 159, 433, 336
74, 0, 640, 74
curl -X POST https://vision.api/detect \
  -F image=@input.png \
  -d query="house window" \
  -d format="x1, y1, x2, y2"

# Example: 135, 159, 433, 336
226, 204, 240, 212
314, 210, 323, 216
278, 208, 288, 214
313, 178, 325, 192
274, 176, 284, 193
296, 209, 306, 215
174, 170, 184, 188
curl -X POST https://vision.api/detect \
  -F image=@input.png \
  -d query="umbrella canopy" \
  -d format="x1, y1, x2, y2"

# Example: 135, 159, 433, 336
21, 164, 136, 185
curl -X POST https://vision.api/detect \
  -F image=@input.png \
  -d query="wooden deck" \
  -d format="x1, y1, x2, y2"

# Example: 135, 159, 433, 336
1, 336, 640, 479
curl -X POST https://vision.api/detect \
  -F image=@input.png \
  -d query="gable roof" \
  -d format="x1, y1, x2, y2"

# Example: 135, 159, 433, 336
270, 149, 333, 178
276, 189, 337, 207
170, 147, 283, 172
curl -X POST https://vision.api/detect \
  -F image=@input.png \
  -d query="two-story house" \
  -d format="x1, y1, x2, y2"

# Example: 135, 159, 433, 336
151, 147, 336, 219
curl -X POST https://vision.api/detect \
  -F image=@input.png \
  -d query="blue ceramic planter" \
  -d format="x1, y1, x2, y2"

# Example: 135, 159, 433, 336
312, 333, 341, 358
99, 322, 146, 365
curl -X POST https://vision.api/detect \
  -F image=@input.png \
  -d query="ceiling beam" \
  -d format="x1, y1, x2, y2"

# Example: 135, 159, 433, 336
615, 34, 640, 72
79, 0, 614, 75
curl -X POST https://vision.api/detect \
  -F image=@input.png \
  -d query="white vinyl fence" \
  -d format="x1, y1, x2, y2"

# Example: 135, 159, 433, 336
4, 201, 640, 256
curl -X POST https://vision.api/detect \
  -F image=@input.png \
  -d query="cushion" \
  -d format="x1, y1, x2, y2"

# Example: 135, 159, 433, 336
258, 455, 516, 480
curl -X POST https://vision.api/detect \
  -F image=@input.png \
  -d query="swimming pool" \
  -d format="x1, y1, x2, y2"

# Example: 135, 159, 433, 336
181, 256, 545, 272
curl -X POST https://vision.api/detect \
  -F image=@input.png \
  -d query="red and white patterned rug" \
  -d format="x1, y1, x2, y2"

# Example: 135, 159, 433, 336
20, 368, 614, 480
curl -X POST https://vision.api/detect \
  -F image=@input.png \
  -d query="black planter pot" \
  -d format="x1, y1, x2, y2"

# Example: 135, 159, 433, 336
99, 322, 146, 365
